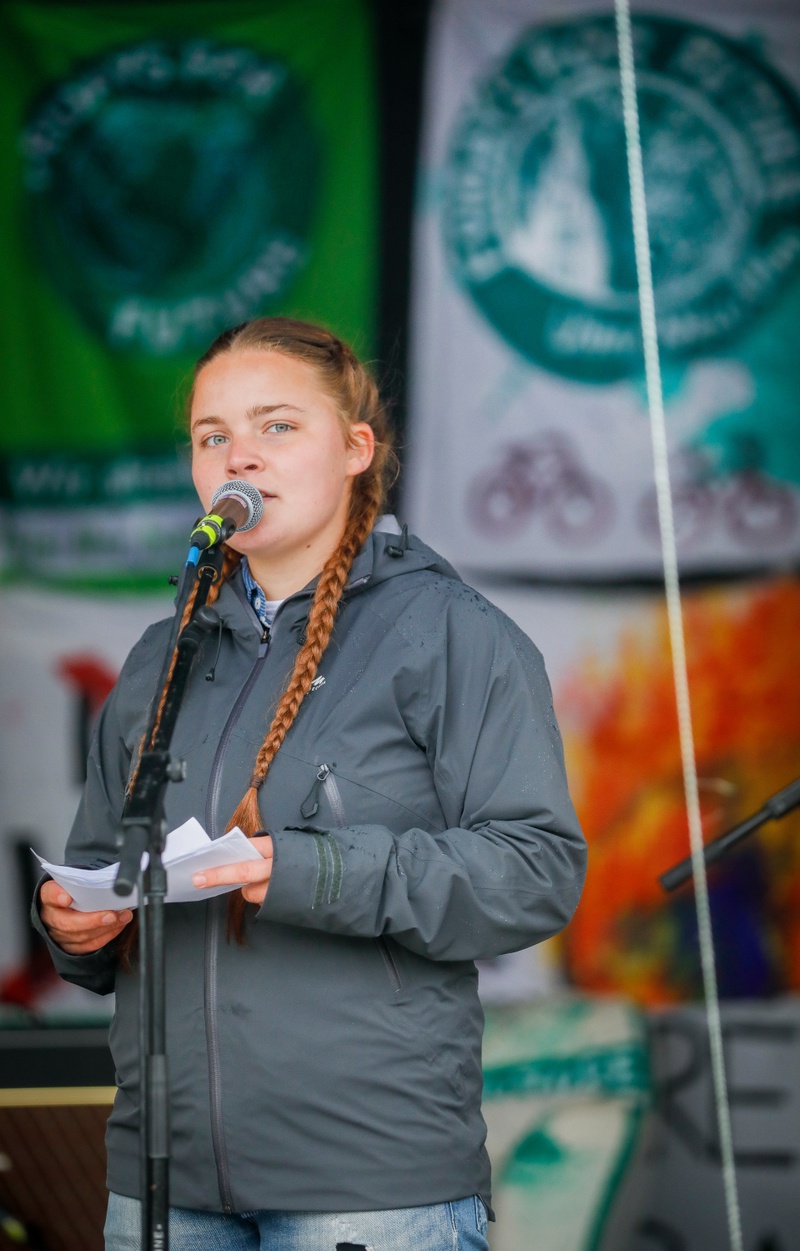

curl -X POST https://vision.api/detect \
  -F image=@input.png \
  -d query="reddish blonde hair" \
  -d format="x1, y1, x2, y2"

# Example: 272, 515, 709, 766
123, 318, 396, 955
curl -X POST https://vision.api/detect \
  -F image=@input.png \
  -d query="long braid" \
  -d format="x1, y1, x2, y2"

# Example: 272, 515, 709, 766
226, 477, 382, 940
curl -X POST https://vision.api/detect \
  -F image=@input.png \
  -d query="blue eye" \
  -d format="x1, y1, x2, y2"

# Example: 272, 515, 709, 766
267, 421, 293, 433
203, 433, 228, 447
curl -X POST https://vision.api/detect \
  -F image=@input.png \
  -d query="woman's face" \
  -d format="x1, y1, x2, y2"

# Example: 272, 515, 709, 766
190, 349, 374, 576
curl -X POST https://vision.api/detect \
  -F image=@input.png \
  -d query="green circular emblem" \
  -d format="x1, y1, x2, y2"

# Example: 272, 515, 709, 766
22, 40, 320, 355
444, 17, 800, 381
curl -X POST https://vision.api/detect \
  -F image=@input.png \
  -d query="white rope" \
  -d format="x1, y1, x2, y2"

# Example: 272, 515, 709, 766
613, 4, 743, 1248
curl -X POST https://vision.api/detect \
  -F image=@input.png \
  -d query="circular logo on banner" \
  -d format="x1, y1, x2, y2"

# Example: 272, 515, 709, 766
22, 41, 320, 355
444, 17, 800, 381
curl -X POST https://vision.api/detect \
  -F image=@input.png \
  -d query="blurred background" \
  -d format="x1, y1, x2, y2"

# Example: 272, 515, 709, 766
1, 1, 799, 1248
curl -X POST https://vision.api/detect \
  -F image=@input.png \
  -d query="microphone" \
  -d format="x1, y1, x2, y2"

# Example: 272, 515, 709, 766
189, 479, 265, 554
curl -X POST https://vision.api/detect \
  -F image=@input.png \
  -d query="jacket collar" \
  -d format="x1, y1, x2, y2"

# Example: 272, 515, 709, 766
211, 523, 460, 639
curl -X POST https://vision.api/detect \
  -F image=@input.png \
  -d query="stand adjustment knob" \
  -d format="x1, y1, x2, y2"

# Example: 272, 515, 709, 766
166, 759, 187, 783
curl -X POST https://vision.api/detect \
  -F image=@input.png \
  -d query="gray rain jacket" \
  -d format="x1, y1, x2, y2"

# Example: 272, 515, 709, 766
35, 529, 586, 1215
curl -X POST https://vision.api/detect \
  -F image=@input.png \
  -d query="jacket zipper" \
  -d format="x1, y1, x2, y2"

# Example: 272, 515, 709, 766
322, 768, 346, 827
377, 938, 403, 994
300, 763, 345, 824
204, 623, 270, 1214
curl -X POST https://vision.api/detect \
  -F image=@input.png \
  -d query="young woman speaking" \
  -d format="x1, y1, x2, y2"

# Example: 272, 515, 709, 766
36, 318, 587, 1250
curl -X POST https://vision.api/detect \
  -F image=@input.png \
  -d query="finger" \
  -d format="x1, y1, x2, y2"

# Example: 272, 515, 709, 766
43, 909, 133, 940
241, 882, 269, 905
59, 929, 127, 954
47, 907, 134, 931
47, 910, 130, 940
49, 918, 132, 953
40, 880, 74, 909
193, 860, 271, 889
249, 835, 274, 861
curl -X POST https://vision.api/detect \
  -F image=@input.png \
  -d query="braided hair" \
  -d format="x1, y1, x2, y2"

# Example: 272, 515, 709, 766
121, 318, 396, 955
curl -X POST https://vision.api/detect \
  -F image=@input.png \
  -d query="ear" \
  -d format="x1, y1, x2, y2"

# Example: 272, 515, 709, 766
345, 422, 376, 476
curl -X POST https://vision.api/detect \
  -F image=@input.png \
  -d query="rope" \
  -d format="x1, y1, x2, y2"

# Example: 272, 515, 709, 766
613, 3, 743, 1248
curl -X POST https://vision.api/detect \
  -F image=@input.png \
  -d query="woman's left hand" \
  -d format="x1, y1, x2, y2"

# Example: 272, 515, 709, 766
192, 835, 274, 906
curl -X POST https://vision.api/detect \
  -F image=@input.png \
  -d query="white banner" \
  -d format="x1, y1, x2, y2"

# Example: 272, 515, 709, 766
0, 589, 170, 982
407, 0, 800, 578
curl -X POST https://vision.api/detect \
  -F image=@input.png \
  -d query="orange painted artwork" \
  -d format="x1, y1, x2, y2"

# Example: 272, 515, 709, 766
558, 576, 800, 1005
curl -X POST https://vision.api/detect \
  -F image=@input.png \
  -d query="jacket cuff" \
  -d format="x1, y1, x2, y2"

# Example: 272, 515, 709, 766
258, 827, 344, 924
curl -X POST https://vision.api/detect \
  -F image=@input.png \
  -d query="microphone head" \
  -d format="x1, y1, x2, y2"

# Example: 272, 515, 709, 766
210, 479, 264, 533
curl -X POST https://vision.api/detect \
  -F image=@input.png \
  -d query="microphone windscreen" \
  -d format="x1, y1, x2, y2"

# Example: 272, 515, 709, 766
210, 479, 264, 533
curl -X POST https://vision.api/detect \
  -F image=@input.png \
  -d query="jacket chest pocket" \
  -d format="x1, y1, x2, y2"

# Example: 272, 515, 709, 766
298, 761, 404, 997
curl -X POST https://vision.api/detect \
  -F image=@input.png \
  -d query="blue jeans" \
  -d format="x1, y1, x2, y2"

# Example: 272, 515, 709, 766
104, 1191, 490, 1250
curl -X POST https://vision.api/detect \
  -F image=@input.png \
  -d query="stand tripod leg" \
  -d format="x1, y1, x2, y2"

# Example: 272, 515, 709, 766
143, 860, 169, 1251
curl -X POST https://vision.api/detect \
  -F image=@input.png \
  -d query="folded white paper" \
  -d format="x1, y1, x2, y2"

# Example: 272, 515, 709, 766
35, 818, 264, 912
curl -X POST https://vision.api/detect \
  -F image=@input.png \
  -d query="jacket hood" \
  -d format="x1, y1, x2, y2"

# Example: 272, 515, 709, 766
212, 518, 462, 640
346, 517, 462, 595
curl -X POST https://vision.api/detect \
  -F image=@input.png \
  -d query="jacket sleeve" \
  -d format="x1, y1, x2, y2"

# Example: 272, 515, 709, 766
30, 634, 152, 996
261, 591, 587, 961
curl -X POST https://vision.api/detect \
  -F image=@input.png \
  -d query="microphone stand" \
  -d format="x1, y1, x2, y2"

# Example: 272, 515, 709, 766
113, 543, 226, 1251
660, 776, 800, 892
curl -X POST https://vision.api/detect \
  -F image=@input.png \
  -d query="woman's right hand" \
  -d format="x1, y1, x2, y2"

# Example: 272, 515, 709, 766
39, 880, 133, 954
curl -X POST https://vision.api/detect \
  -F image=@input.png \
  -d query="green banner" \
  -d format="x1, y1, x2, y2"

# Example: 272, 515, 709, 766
483, 1043, 650, 1100
0, 0, 376, 586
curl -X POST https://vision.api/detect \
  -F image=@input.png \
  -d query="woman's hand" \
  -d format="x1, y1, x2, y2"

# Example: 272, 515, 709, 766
39, 880, 133, 954
192, 834, 274, 906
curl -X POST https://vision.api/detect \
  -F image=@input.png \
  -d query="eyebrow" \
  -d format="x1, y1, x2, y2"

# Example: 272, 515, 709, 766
247, 403, 302, 419
191, 403, 302, 432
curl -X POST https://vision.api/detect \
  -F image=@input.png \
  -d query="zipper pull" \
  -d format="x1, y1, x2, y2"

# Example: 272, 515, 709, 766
301, 764, 330, 820
257, 625, 270, 657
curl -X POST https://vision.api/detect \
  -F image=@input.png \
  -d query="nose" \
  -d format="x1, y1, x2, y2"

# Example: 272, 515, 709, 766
224, 431, 264, 477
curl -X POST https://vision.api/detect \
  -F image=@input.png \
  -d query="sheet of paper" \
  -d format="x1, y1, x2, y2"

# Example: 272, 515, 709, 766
161, 829, 264, 904
35, 820, 264, 911
161, 817, 210, 860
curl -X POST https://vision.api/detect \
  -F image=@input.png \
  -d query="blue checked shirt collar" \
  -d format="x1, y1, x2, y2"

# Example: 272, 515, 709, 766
240, 558, 277, 631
